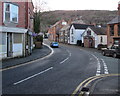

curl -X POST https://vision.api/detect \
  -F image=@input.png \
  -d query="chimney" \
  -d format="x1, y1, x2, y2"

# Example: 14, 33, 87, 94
118, 1, 120, 15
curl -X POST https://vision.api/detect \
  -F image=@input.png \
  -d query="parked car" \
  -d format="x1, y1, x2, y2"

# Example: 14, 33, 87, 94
102, 45, 120, 58
50, 42, 59, 48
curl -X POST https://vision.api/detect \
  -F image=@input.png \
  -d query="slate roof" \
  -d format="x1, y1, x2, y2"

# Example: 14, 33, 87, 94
71, 23, 94, 29
107, 16, 120, 24
89, 26, 106, 35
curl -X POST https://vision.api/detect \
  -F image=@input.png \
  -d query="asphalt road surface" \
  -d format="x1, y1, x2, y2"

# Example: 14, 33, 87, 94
2, 39, 120, 95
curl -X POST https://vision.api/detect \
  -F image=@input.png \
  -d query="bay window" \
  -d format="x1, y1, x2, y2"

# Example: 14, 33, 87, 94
4, 3, 19, 23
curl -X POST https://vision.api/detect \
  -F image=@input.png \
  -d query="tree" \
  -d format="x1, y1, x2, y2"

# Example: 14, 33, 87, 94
34, 10, 40, 33
33, 0, 48, 34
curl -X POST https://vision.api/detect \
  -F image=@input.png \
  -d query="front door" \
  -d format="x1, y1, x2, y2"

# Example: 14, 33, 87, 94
7, 33, 13, 57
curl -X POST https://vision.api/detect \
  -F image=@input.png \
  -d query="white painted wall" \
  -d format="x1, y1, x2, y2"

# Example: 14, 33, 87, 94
98, 35, 107, 45
82, 27, 107, 48
69, 25, 85, 44
75, 29, 85, 43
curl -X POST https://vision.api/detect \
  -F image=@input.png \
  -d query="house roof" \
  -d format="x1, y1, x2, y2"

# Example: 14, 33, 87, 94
71, 23, 94, 29
107, 16, 120, 24
89, 26, 106, 35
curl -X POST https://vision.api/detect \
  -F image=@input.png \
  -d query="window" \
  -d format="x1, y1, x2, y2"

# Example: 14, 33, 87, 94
0, 33, 6, 45
71, 29, 73, 34
4, 3, 19, 23
71, 36, 74, 42
14, 34, 22, 43
100, 36, 103, 43
5, 3, 10, 22
118, 24, 120, 36
110, 25, 114, 36
87, 30, 91, 36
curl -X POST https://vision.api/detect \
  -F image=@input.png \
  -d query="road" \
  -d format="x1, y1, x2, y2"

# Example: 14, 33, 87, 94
2, 39, 120, 95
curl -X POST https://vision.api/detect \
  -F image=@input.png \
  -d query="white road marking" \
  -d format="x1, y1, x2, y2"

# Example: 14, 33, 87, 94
13, 67, 53, 85
1, 43, 54, 72
60, 57, 69, 64
91, 54, 101, 76
66, 50, 72, 57
69, 53, 72, 57
101, 59, 109, 74
43, 43, 54, 57
59, 49, 71, 64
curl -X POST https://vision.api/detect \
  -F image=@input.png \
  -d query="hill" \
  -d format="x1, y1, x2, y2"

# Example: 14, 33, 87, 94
40, 10, 117, 33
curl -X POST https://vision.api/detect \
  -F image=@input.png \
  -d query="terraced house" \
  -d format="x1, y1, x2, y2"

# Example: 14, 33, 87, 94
0, 0, 34, 60
107, 1, 120, 47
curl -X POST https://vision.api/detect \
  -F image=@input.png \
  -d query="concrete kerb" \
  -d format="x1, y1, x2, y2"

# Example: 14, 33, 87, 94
1, 43, 54, 72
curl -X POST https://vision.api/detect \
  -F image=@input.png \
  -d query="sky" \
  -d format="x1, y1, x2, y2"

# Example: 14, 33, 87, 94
33, 0, 120, 11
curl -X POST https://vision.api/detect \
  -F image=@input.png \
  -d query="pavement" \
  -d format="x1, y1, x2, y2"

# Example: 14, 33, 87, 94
2, 45, 51, 69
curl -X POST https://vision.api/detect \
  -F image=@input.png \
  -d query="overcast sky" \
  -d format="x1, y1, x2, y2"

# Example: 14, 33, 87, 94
33, 0, 120, 11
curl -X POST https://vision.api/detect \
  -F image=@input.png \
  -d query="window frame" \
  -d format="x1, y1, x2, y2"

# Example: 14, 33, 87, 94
87, 29, 91, 36
3, 3, 19, 23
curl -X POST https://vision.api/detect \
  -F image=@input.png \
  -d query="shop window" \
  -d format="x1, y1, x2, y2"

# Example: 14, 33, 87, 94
14, 34, 22, 43
0, 33, 6, 45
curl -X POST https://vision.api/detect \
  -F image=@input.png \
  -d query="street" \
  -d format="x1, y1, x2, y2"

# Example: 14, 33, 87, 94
2, 39, 120, 95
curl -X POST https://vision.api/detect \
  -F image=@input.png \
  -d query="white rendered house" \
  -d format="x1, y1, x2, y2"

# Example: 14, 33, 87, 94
82, 26, 107, 48
69, 24, 94, 45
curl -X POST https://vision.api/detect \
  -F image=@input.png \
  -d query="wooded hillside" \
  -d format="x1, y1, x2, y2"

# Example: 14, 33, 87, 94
40, 10, 117, 33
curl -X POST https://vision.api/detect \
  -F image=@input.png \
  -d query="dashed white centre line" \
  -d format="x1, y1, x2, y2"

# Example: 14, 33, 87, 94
60, 57, 69, 64
59, 50, 71, 64
13, 67, 53, 85
69, 53, 72, 57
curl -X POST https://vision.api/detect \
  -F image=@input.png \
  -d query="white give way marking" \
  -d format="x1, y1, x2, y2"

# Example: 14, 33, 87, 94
91, 54, 109, 76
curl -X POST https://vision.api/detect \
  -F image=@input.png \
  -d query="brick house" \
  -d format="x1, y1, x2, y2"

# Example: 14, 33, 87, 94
48, 20, 67, 42
0, 0, 34, 60
107, 1, 120, 47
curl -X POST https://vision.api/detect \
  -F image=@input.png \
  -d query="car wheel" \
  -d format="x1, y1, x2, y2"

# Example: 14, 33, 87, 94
102, 51, 105, 56
113, 53, 117, 58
